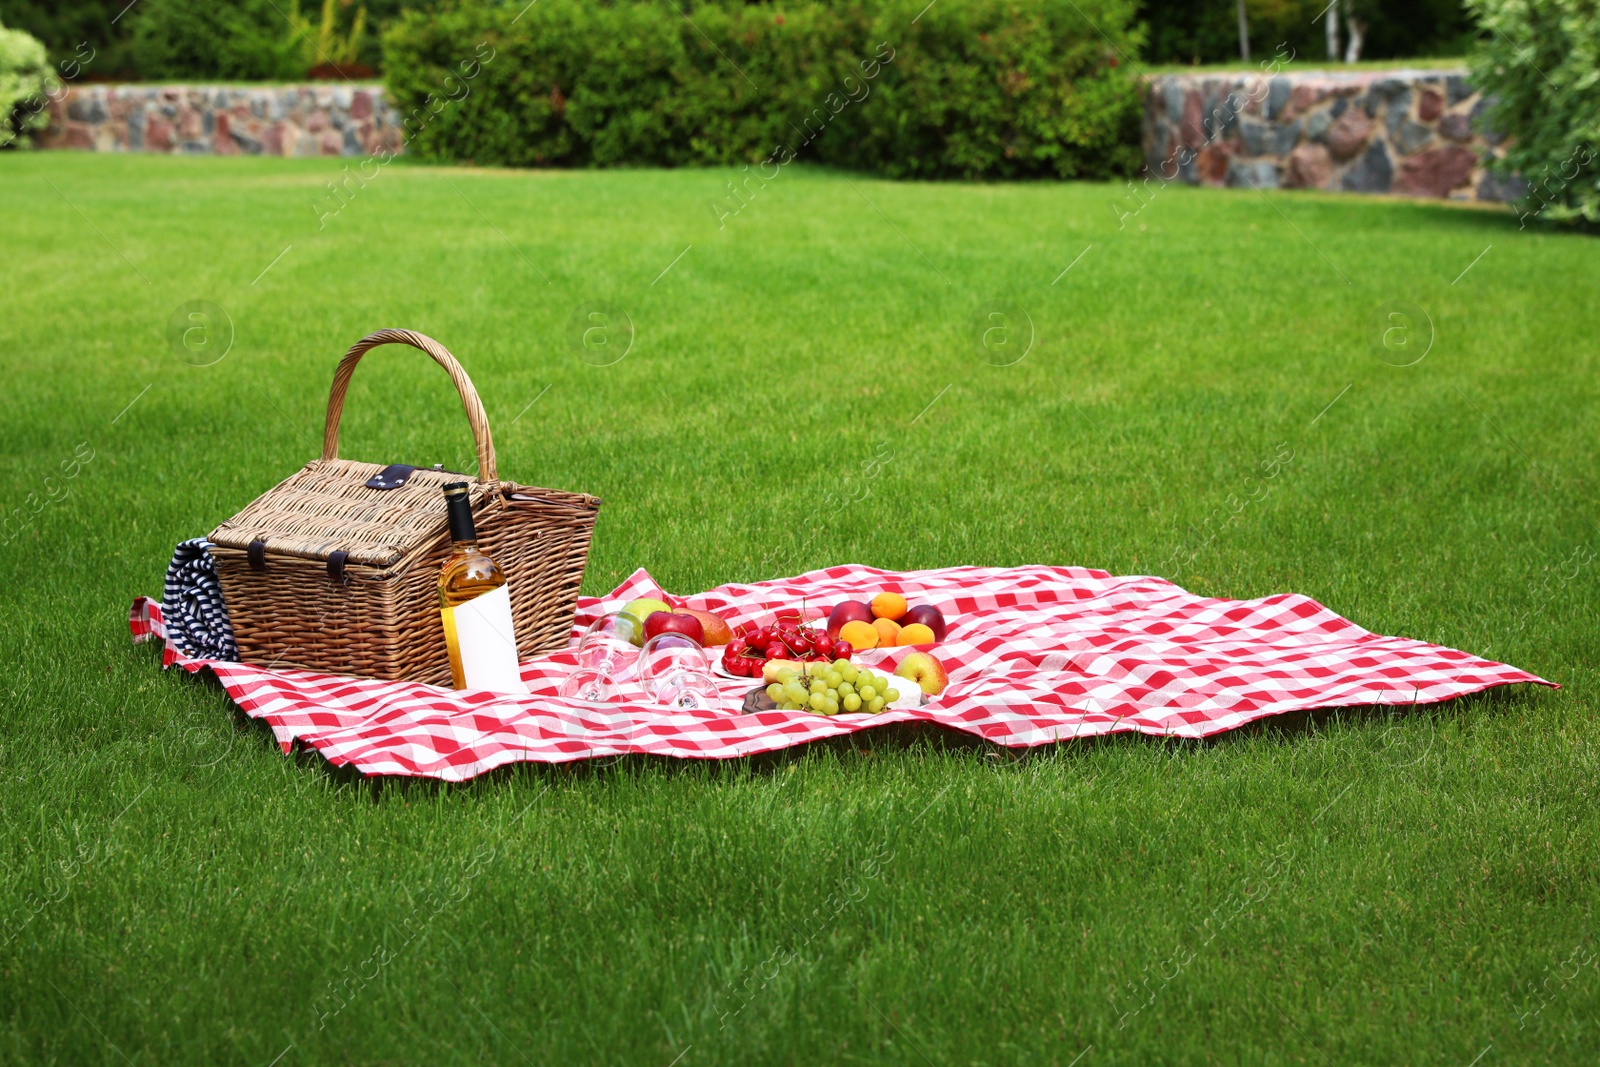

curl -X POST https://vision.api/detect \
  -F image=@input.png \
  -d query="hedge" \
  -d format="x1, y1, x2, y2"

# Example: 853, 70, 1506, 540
1470, 0, 1600, 228
382, 0, 1144, 180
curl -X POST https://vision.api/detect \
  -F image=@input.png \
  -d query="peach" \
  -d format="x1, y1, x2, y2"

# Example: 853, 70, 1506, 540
897, 622, 936, 646
681, 608, 734, 645
870, 592, 908, 621
872, 617, 902, 646
839, 619, 880, 650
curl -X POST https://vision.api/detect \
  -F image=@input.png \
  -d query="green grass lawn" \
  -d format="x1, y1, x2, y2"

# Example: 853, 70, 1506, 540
1, 153, 1597, 1066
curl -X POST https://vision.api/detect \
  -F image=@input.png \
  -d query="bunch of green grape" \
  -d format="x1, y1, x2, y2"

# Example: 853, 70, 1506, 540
767, 659, 900, 714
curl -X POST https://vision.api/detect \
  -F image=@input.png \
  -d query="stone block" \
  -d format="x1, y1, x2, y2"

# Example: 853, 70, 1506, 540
67, 95, 106, 123
1341, 140, 1393, 192
1197, 142, 1232, 185
1384, 90, 1413, 137
1395, 120, 1434, 155
1418, 89, 1443, 122
1238, 119, 1272, 156
1181, 90, 1206, 151
1393, 144, 1478, 197
1239, 118, 1300, 157
1227, 159, 1279, 189
1282, 82, 1327, 122
1266, 77, 1291, 120
1306, 108, 1333, 143
351, 91, 373, 120
1439, 112, 1473, 142
1326, 109, 1373, 161
1478, 169, 1529, 202
1446, 74, 1472, 104
146, 117, 173, 152
1285, 143, 1332, 189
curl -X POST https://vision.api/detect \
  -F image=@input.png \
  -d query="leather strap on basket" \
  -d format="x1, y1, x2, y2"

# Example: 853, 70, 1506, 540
321, 329, 498, 485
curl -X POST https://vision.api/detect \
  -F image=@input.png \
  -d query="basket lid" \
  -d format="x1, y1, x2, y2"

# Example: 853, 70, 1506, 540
209, 459, 493, 568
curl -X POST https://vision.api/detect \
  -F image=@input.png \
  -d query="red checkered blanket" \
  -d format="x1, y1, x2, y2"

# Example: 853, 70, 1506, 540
130, 564, 1553, 781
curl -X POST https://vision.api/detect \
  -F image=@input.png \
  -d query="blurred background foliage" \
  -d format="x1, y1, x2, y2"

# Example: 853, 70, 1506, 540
0, 0, 1480, 80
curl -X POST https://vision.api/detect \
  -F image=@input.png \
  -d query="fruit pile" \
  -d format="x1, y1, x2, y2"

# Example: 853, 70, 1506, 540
720, 615, 849, 678
827, 592, 946, 651
619, 597, 735, 647
764, 660, 900, 715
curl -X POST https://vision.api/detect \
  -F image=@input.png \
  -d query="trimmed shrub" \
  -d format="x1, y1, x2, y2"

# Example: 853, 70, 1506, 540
128, 0, 306, 81
382, 0, 1143, 180
1470, 0, 1600, 227
0, 17, 50, 147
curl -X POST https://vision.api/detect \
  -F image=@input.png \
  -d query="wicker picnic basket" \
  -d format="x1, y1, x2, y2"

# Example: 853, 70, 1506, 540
208, 328, 600, 685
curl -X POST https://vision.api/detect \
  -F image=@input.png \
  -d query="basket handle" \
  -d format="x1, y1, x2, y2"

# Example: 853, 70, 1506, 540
322, 328, 498, 484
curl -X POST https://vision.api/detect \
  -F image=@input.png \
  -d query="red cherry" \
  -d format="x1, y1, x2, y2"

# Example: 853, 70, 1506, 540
764, 642, 786, 661
727, 637, 748, 656
813, 634, 834, 659
833, 641, 853, 660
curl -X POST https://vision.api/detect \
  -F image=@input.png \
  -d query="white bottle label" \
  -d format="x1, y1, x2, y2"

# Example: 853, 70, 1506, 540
442, 584, 529, 694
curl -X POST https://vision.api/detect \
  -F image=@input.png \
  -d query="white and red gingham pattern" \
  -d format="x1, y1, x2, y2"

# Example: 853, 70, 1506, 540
129, 565, 1554, 781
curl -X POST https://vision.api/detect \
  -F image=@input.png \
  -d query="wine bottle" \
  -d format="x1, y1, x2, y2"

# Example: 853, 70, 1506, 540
438, 483, 528, 694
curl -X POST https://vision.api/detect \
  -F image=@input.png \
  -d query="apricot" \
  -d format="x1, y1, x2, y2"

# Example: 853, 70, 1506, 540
839, 619, 880, 650
870, 592, 908, 621
872, 617, 902, 646
897, 623, 937, 646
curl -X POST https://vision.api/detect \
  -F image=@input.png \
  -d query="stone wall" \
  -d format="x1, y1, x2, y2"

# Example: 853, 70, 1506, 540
1143, 68, 1526, 202
38, 84, 403, 157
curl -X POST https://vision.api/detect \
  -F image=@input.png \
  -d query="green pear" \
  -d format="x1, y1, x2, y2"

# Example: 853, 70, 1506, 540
620, 597, 672, 645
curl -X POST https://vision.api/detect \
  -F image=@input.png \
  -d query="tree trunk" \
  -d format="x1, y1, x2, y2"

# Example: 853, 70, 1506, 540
1342, 0, 1366, 62
1324, 1, 1340, 60
1236, 0, 1251, 62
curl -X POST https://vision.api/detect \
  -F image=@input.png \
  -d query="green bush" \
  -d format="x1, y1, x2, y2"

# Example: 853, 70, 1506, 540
1470, 0, 1600, 227
127, 0, 306, 81
382, 0, 1143, 180
0, 17, 50, 147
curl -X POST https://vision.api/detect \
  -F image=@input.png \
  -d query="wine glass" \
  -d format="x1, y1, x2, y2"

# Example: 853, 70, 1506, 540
558, 667, 620, 706
638, 633, 712, 704
576, 612, 642, 676
653, 669, 722, 711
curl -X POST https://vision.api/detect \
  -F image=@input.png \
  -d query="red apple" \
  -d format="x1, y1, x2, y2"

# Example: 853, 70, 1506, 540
645, 611, 705, 645
826, 600, 874, 639
900, 604, 947, 642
